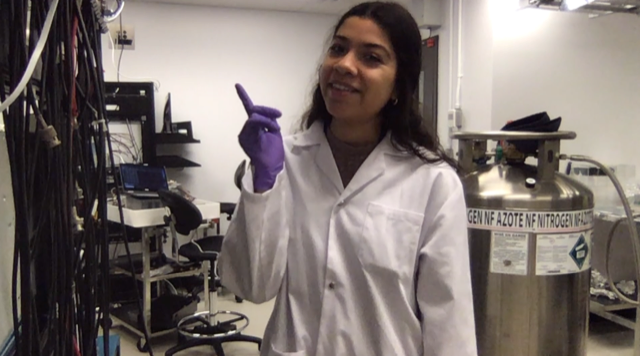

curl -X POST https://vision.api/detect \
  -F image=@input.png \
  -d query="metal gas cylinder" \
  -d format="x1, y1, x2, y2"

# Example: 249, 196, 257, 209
453, 131, 594, 356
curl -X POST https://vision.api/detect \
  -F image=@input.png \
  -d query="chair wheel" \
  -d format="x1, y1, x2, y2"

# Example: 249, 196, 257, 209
235, 296, 243, 303
137, 338, 149, 353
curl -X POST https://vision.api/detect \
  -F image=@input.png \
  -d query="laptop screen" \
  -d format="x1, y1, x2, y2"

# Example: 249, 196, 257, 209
119, 164, 169, 192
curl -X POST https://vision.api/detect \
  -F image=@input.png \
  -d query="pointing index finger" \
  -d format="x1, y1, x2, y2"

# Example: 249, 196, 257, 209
235, 83, 254, 114
252, 105, 282, 120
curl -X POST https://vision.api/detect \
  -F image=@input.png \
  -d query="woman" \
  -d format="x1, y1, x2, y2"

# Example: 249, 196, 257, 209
219, 2, 477, 356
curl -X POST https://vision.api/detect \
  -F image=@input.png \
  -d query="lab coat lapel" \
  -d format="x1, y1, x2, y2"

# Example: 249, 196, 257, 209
293, 122, 343, 194
292, 123, 403, 199
315, 140, 344, 194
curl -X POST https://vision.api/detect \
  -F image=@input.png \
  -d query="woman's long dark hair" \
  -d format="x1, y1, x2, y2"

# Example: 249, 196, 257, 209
301, 1, 457, 169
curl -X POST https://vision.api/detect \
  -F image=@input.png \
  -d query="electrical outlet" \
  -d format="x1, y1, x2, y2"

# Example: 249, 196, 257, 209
108, 24, 135, 50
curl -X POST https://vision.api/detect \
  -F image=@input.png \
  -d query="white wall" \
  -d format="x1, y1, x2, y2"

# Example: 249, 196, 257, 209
104, 0, 498, 195
434, 0, 455, 147
103, 0, 640, 200
491, 9, 640, 171
459, 0, 495, 132
435, 0, 640, 176
434, 0, 495, 150
102, 2, 337, 203
103, 0, 500, 199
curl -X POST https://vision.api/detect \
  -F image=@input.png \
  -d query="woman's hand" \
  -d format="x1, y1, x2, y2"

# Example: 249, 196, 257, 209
235, 84, 284, 192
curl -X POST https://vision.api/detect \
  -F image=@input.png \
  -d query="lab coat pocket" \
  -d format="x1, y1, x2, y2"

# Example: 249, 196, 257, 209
359, 202, 424, 280
268, 344, 306, 356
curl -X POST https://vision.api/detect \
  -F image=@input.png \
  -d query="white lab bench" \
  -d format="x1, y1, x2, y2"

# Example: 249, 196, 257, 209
107, 199, 220, 228
106, 199, 220, 347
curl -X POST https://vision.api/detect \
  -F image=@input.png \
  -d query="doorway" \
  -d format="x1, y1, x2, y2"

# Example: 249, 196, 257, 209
420, 35, 439, 133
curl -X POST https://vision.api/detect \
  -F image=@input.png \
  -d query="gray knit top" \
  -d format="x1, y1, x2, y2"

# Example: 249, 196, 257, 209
325, 127, 379, 188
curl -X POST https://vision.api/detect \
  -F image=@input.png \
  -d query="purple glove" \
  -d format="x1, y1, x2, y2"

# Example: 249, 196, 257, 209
235, 84, 284, 192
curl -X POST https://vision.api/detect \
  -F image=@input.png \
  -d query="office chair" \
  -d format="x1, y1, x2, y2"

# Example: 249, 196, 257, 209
220, 159, 247, 222
161, 161, 261, 356
218, 160, 247, 303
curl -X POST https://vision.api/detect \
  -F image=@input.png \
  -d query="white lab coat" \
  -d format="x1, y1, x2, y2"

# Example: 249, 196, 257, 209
219, 121, 477, 356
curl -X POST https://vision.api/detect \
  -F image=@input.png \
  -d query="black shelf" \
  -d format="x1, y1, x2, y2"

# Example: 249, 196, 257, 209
104, 83, 202, 168
156, 133, 201, 144
157, 155, 201, 168
105, 82, 156, 164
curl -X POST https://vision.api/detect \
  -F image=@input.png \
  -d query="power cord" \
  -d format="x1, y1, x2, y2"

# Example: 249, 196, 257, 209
118, 15, 124, 82
1, 0, 159, 355
0, 0, 59, 113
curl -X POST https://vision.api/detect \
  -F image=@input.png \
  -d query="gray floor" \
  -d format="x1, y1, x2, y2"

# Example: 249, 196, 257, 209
115, 294, 273, 356
114, 294, 636, 356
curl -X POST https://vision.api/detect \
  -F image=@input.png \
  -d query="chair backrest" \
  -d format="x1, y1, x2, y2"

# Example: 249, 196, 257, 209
233, 160, 247, 191
158, 189, 203, 235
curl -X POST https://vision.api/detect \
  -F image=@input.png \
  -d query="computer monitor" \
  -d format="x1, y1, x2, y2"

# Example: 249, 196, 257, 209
119, 164, 168, 192
161, 93, 173, 133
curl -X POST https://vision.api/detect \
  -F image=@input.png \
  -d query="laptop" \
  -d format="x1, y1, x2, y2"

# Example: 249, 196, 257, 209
119, 164, 169, 199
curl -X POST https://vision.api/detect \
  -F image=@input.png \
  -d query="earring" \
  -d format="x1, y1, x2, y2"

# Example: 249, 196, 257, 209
392, 98, 398, 106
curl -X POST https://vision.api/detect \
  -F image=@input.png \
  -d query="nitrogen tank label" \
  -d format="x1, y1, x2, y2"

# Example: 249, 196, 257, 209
467, 208, 594, 233
536, 230, 592, 275
490, 232, 529, 276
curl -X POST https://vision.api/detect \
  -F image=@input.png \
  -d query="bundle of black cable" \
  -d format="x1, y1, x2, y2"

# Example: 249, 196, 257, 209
0, 1, 152, 356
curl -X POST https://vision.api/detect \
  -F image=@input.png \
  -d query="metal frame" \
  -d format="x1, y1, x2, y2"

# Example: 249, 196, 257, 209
452, 131, 576, 173
421, 35, 439, 133
104, 82, 157, 165
174, 256, 249, 340
110, 226, 206, 341
589, 213, 640, 331
590, 300, 637, 330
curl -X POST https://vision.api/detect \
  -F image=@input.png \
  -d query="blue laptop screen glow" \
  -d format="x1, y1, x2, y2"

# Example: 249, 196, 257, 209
120, 164, 168, 192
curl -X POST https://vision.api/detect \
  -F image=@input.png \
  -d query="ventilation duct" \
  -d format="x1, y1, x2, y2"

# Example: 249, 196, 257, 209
519, 0, 640, 16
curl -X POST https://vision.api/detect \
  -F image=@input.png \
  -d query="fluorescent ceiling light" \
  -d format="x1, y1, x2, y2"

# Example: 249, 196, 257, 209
561, 0, 596, 11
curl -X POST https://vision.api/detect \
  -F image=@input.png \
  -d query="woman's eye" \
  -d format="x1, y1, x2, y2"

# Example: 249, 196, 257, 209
364, 54, 382, 63
329, 44, 346, 55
